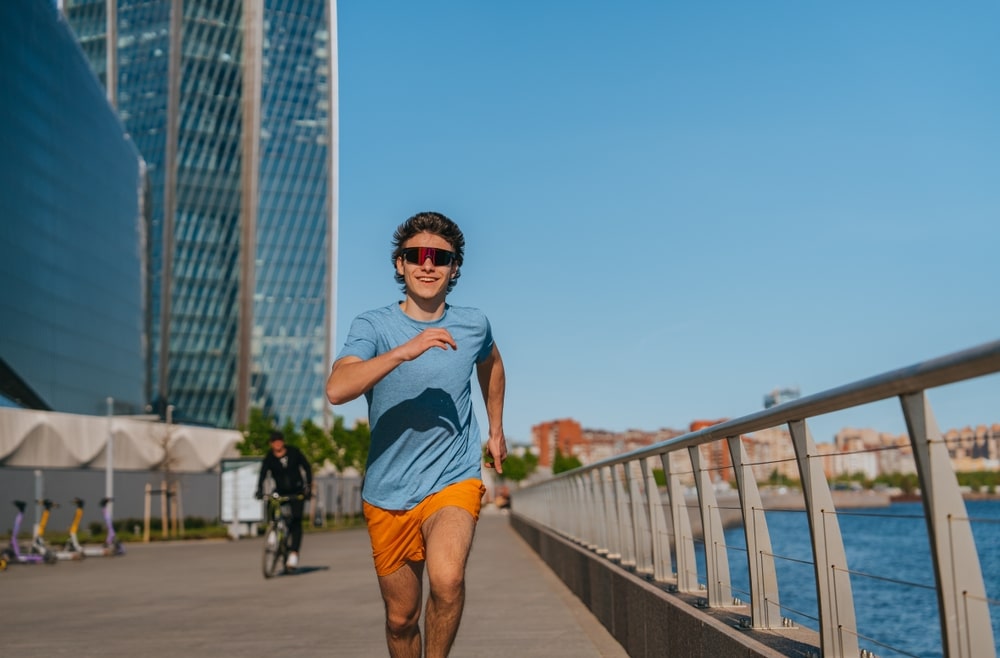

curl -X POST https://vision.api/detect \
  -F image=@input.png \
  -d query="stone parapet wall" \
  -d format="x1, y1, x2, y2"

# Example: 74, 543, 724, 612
509, 512, 820, 658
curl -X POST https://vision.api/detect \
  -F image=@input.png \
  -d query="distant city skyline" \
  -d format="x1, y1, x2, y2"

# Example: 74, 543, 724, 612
530, 416, 999, 482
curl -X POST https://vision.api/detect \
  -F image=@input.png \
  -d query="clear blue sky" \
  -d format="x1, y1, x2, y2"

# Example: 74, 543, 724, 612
331, 2, 999, 446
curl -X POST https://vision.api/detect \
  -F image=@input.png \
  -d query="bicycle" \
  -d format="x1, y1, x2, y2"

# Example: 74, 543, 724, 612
261, 493, 304, 578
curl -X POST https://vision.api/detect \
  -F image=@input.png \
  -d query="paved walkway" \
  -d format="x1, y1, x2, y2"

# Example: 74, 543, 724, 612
2, 508, 628, 657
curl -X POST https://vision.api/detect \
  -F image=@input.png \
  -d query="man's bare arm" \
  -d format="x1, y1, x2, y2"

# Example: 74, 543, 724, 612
476, 343, 507, 474
326, 328, 457, 405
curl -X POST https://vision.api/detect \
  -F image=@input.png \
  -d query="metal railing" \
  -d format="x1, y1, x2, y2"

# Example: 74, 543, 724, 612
513, 340, 1000, 658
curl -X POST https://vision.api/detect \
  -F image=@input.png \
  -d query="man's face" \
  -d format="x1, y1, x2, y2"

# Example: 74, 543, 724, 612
270, 438, 287, 457
395, 232, 457, 302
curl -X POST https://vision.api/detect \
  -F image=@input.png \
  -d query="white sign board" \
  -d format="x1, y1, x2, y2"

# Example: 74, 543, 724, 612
220, 458, 264, 523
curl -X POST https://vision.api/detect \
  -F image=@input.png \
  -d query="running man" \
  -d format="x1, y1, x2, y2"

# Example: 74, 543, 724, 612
326, 211, 507, 657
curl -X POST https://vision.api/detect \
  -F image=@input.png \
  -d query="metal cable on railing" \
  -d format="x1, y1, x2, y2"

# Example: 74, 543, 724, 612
841, 626, 924, 658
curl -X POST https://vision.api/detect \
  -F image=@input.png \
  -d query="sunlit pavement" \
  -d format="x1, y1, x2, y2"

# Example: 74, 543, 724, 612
2, 507, 626, 658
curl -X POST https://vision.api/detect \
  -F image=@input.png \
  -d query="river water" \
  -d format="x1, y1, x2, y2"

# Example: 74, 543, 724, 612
699, 499, 1000, 658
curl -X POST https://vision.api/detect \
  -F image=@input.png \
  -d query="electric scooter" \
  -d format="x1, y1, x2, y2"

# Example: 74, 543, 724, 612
32, 498, 82, 560
30, 498, 86, 561
30, 498, 54, 555
64, 498, 125, 557
2, 501, 57, 565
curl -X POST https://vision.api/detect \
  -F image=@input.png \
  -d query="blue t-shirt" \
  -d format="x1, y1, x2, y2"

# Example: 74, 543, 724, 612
336, 302, 494, 510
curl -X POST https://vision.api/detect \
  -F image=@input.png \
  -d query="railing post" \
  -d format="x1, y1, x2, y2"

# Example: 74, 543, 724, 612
577, 471, 597, 551
900, 391, 994, 658
604, 466, 622, 563
788, 419, 859, 658
547, 478, 558, 534
575, 473, 593, 547
689, 444, 733, 607
558, 478, 572, 537
623, 461, 651, 575
642, 455, 673, 582
727, 435, 782, 629
663, 451, 698, 592
566, 474, 582, 544
617, 464, 637, 570
589, 469, 609, 556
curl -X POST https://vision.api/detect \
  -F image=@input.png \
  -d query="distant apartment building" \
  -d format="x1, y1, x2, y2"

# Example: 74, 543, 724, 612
531, 419, 684, 469
832, 428, 913, 479
581, 426, 687, 465
743, 426, 799, 482
748, 424, 999, 481
531, 416, 1000, 482
62, 0, 338, 429
531, 419, 584, 468
0, 0, 146, 416
944, 424, 1000, 471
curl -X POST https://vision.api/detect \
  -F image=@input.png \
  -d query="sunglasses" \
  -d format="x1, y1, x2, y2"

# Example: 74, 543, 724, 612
400, 247, 457, 267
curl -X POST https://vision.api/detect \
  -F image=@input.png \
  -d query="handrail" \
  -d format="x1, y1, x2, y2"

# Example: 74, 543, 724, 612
553, 340, 1000, 476
513, 339, 1000, 658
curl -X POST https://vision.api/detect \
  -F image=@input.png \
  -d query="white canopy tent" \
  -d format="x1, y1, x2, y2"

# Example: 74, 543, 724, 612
0, 406, 242, 472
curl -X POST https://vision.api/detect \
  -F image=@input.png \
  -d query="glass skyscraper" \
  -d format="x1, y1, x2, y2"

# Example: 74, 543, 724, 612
0, 0, 146, 416
63, 0, 338, 429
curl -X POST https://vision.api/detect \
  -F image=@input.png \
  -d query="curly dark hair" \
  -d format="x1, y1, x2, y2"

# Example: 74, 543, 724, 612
391, 211, 465, 293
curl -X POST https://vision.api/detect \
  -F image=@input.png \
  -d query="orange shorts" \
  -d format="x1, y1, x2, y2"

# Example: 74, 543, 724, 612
363, 478, 486, 576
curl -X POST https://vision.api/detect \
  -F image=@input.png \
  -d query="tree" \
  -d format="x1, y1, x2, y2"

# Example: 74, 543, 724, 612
552, 446, 582, 474
331, 417, 370, 475
299, 418, 334, 469
523, 450, 539, 476
279, 416, 303, 450
322, 417, 370, 523
237, 407, 278, 456
237, 407, 368, 473
489, 448, 538, 485
765, 469, 798, 488
875, 471, 920, 494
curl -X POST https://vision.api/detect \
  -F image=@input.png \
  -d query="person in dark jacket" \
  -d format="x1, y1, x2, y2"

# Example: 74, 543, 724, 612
255, 430, 313, 569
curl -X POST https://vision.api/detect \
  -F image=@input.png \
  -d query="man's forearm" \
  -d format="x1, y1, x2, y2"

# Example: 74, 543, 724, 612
326, 350, 406, 404
478, 346, 506, 434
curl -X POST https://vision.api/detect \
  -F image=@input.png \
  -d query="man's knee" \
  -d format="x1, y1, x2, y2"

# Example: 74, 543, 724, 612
385, 606, 421, 637
428, 569, 466, 604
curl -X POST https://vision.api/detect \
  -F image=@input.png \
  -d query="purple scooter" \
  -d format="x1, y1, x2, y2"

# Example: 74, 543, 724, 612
64, 497, 125, 557
2, 501, 58, 566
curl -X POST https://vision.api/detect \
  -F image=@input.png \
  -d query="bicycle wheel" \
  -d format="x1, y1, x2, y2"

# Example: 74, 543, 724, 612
264, 521, 288, 578
262, 523, 284, 578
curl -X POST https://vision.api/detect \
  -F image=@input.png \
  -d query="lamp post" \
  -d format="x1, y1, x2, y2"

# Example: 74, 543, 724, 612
106, 397, 114, 519
105, 398, 160, 523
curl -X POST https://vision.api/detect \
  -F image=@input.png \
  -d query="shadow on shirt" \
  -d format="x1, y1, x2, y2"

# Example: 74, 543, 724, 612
368, 388, 460, 465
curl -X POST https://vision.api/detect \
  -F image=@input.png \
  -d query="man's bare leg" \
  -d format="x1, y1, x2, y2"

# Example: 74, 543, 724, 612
422, 506, 477, 658
377, 561, 425, 658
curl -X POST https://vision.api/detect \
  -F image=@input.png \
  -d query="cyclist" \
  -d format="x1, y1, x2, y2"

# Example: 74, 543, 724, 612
255, 430, 313, 569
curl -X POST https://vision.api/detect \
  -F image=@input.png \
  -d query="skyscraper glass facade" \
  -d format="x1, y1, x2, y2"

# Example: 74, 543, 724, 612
63, 0, 336, 429
0, 0, 146, 416
254, 0, 334, 425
